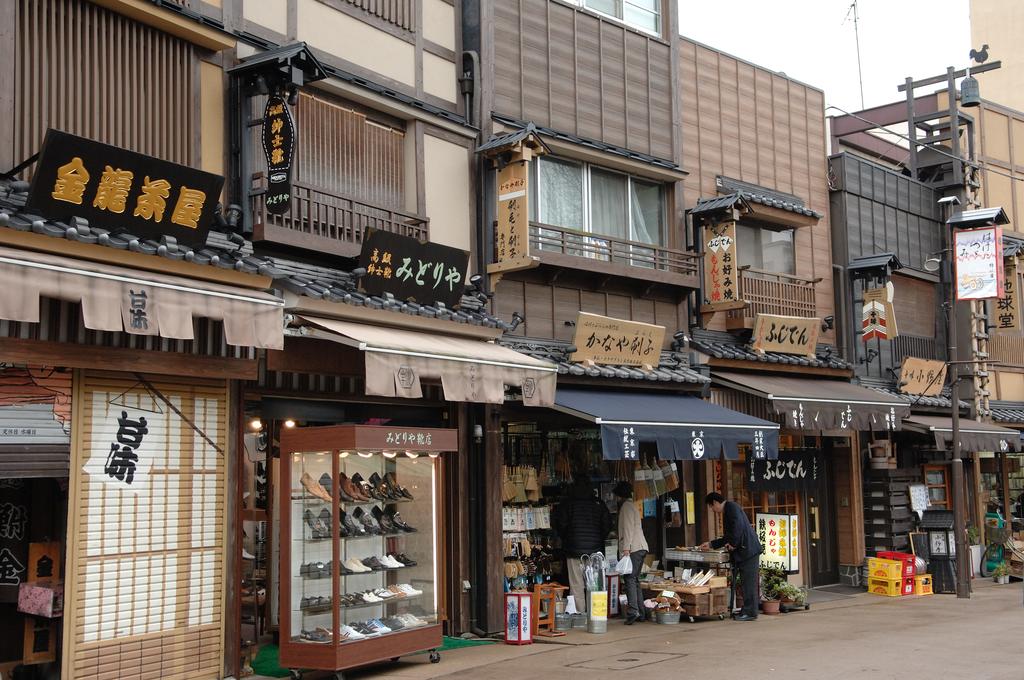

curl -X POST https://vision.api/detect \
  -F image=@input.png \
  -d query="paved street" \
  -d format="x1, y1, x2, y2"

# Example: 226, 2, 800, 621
344, 581, 1023, 680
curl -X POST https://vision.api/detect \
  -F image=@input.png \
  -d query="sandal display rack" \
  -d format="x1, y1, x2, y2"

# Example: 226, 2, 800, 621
279, 424, 457, 678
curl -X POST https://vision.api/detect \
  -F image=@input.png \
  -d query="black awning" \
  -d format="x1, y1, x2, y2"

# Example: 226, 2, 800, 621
712, 371, 909, 431
552, 388, 779, 461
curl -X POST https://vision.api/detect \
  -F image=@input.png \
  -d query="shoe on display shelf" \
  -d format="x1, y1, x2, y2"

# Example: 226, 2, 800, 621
386, 508, 417, 532
344, 557, 372, 573
340, 624, 366, 640
393, 553, 417, 567
299, 472, 332, 503
361, 556, 384, 571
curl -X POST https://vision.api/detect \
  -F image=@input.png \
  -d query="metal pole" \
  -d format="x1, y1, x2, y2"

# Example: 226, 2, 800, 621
945, 212, 971, 599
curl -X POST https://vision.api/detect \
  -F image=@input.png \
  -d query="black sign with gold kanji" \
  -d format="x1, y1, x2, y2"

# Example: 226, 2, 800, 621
261, 94, 295, 215
25, 129, 224, 248
357, 228, 469, 309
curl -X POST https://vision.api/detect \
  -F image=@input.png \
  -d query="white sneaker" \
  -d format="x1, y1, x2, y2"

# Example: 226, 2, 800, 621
362, 591, 381, 603
340, 624, 365, 639
398, 584, 423, 596
381, 555, 403, 569
399, 613, 425, 627
374, 588, 395, 599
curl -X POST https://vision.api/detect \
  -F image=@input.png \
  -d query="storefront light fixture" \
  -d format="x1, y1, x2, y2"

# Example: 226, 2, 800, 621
339, 450, 350, 458
428, 452, 440, 459
249, 418, 263, 430
357, 450, 373, 458
283, 419, 296, 428
405, 450, 419, 459
382, 450, 398, 459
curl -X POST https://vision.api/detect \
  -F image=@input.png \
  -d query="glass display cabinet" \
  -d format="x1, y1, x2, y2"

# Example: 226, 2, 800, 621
278, 424, 456, 677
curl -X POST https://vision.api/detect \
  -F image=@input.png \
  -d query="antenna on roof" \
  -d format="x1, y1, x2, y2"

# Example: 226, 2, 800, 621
844, 0, 866, 109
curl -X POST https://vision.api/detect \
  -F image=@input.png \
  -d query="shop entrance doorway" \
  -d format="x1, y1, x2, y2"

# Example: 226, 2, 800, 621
804, 448, 839, 586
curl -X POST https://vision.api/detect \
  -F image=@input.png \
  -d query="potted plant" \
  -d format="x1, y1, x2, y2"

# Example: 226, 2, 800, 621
967, 525, 984, 578
759, 564, 787, 615
993, 561, 1011, 584
777, 583, 806, 612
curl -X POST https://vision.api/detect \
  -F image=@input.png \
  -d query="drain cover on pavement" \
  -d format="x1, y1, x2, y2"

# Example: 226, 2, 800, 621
568, 651, 686, 670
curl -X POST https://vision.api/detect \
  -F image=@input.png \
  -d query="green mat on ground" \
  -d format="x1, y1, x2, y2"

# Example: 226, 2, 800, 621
252, 636, 496, 676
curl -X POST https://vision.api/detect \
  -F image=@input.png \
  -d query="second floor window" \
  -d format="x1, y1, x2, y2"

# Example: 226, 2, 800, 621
581, 0, 661, 35
530, 156, 665, 246
736, 223, 795, 275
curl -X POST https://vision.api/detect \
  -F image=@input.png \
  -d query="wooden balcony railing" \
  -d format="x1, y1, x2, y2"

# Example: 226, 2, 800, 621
892, 333, 940, 363
251, 175, 428, 259
526, 221, 700, 287
727, 266, 819, 328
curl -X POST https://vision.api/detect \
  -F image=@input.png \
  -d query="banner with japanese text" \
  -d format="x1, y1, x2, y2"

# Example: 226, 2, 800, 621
746, 450, 824, 492
757, 512, 799, 572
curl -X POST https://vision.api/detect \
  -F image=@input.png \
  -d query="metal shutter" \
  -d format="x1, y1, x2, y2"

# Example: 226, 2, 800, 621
65, 372, 227, 680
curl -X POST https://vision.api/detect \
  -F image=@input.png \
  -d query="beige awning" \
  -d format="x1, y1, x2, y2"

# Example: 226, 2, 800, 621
904, 415, 1020, 452
0, 245, 283, 349
295, 315, 558, 406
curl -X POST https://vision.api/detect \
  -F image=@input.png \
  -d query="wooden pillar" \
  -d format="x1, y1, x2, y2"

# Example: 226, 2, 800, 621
1000, 452, 1013, 521
972, 453, 985, 530
482, 404, 505, 633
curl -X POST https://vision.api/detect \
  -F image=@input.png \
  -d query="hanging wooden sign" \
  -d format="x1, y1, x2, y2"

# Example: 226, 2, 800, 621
569, 312, 666, 367
995, 259, 1021, 334
899, 356, 947, 397
261, 94, 296, 214
358, 228, 470, 308
954, 226, 1004, 300
751, 313, 820, 358
496, 160, 531, 267
701, 220, 740, 311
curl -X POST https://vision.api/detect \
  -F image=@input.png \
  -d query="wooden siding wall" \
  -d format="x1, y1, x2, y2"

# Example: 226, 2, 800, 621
679, 38, 834, 339
828, 153, 943, 273
491, 0, 674, 160
890, 274, 938, 338
293, 92, 406, 210
343, 0, 416, 31
975, 100, 1024, 230
13, 0, 196, 174
494, 275, 686, 348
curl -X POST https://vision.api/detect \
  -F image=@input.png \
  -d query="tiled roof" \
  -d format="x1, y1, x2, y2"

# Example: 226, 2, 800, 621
0, 180, 280, 276
499, 337, 709, 385
848, 252, 905, 276
476, 123, 550, 156
492, 115, 682, 172
0, 180, 513, 330
690, 329, 849, 370
988, 401, 1024, 424
948, 207, 1010, 228
1004, 235, 1024, 258
857, 379, 968, 410
691, 191, 822, 220
271, 256, 513, 330
716, 176, 822, 218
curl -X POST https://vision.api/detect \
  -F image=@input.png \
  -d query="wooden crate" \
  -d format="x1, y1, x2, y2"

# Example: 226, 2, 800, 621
679, 586, 730, 619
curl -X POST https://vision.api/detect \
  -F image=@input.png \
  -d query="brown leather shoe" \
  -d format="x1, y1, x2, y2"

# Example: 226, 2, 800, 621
300, 472, 332, 502
340, 473, 370, 502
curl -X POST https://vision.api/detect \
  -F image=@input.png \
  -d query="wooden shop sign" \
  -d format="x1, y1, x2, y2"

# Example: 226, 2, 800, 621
995, 259, 1021, 334
751, 313, 820, 358
25, 129, 224, 248
569, 312, 665, 367
358, 228, 470, 308
899, 357, 947, 397
862, 283, 898, 342
495, 159, 531, 268
701, 220, 740, 311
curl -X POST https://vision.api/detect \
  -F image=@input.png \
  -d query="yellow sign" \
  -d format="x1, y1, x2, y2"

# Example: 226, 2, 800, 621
751, 314, 820, 358
702, 220, 739, 310
496, 160, 531, 267
996, 260, 1021, 334
899, 357, 947, 397
685, 491, 695, 525
589, 591, 608, 619
569, 312, 666, 367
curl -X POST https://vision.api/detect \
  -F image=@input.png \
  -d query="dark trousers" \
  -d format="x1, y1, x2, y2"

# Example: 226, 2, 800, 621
736, 555, 759, 618
622, 550, 647, 619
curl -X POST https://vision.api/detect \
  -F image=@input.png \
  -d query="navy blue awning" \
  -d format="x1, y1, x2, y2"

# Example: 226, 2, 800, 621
552, 389, 780, 461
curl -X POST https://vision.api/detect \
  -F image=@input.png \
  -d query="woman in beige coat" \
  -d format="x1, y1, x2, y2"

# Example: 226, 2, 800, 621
614, 481, 649, 624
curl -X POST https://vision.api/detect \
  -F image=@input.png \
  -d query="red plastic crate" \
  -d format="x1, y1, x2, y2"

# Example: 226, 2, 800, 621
900, 577, 915, 596
878, 551, 915, 577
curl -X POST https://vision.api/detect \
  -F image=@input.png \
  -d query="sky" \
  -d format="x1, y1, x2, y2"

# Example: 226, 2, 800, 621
678, 0, 973, 117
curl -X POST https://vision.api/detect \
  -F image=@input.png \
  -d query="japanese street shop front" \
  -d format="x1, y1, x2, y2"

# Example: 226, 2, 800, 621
0, 134, 285, 679
707, 371, 910, 588
484, 331, 780, 633
234, 274, 557, 676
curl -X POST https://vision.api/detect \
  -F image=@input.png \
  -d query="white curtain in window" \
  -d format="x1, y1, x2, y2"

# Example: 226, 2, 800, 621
589, 168, 628, 240
629, 179, 662, 245
538, 157, 584, 229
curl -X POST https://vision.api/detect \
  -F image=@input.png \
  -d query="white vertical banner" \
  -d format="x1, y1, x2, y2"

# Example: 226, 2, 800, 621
954, 226, 1004, 300
82, 390, 166, 493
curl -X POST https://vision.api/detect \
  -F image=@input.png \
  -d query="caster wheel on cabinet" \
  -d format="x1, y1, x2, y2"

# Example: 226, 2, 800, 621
429, 651, 441, 664
288, 670, 303, 680
718, 614, 725, 620
688, 616, 695, 623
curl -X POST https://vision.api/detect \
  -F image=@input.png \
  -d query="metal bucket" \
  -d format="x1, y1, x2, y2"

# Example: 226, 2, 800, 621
656, 610, 681, 625
587, 617, 607, 634
554, 613, 572, 631
571, 613, 588, 629
554, 599, 567, 615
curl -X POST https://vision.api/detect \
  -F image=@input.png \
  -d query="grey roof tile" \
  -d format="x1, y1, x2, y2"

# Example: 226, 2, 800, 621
690, 329, 848, 370
690, 191, 822, 219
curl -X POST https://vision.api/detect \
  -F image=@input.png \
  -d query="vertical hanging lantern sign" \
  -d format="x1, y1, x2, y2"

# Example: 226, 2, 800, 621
996, 258, 1021, 333
262, 94, 296, 215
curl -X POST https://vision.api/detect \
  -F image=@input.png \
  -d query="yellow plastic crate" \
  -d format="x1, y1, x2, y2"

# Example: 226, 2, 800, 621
867, 577, 904, 597
867, 558, 903, 580
913, 574, 933, 596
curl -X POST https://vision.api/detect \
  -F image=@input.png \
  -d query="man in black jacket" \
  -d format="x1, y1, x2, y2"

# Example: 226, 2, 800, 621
700, 492, 761, 621
553, 477, 612, 614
